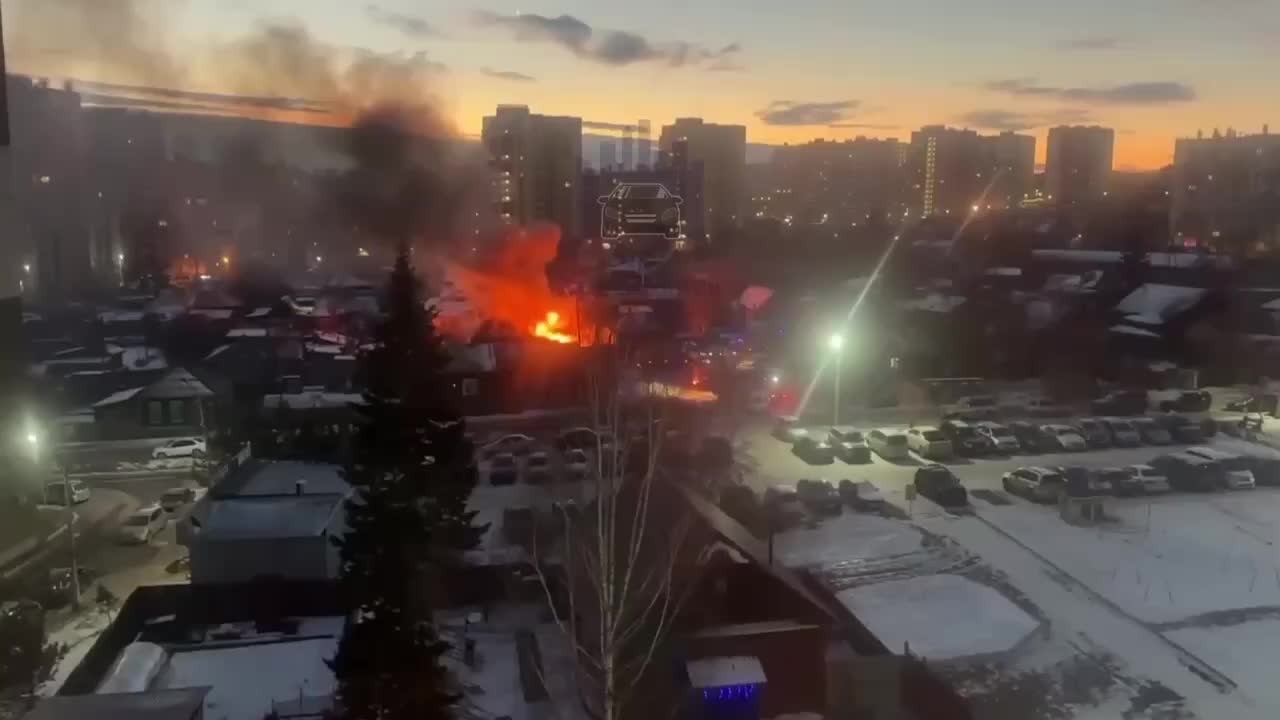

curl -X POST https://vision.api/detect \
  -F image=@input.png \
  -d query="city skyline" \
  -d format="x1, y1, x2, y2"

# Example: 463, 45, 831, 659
5, 0, 1277, 170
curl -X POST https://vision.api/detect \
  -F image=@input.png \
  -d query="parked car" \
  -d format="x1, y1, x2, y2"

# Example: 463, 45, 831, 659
30, 567, 95, 610
484, 433, 535, 457
1122, 464, 1171, 494
1154, 389, 1212, 413
1156, 414, 1205, 444
796, 479, 842, 514
489, 453, 518, 485
913, 464, 968, 508
763, 484, 806, 527
1183, 447, 1256, 489
906, 427, 953, 460
525, 451, 552, 482
1073, 418, 1112, 448
1008, 421, 1052, 453
1002, 467, 1066, 503
793, 436, 835, 465
1056, 465, 1111, 496
828, 427, 871, 463
974, 421, 1020, 453
1024, 397, 1072, 417
940, 420, 995, 457
1149, 453, 1222, 492
1133, 418, 1173, 445
1226, 394, 1278, 415
1092, 389, 1148, 416
837, 478, 887, 511
1103, 418, 1142, 447
1248, 456, 1280, 486
152, 437, 206, 459
43, 480, 90, 505
867, 429, 910, 460
771, 416, 805, 443
0, 599, 44, 641
1041, 424, 1087, 451
118, 505, 166, 544
160, 486, 205, 512
557, 428, 605, 452
564, 449, 589, 478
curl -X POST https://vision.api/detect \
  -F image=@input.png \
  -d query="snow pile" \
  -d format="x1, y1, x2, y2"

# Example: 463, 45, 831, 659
837, 574, 1038, 661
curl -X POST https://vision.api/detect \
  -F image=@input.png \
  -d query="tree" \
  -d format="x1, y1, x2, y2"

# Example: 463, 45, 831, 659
329, 244, 483, 720
0, 604, 64, 704
532, 348, 700, 720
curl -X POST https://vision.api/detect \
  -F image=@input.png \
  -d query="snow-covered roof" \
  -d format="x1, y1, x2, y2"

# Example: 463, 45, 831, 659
305, 343, 342, 355
246, 307, 272, 318
97, 641, 168, 693
900, 294, 967, 313
143, 368, 214, 399
93, 387, 145, 407
219, 460, 350, 496
195, 495, 343, 539
1115, 284, 1207, 325
686, 656, 766, 689
1032, 249, 1125, 264
116, 346, 167, 371
23, 687, 210, 720
263, 392, 364, 410
226, 327, 267, 338
188, 308, 233, 320
204, 344, 232, 361
97, 310, 145, 323
1111, 324, 1162, 338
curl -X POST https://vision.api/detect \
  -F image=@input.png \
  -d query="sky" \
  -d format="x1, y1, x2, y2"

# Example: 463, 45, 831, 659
6, 0, 1278, 169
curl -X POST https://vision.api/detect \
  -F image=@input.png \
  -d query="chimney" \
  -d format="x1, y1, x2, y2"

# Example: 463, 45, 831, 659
295, 480, 306, 496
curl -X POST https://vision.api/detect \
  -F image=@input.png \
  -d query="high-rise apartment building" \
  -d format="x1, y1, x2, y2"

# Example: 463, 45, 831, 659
659, 118, 746, 239
1171, 126, 1280, 248
910, 126, 987, 217
982, 131, 1036, 209
481, 105, 583, 240
769, 137, 907, 224
1045, 126, 1115, 208
599, 140, 617, 171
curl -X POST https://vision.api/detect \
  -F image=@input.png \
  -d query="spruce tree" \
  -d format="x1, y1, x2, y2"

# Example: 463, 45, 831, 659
330, 243, 483, 719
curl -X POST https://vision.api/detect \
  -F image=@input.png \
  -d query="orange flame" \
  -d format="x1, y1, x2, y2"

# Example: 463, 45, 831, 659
534, 311, 575, 344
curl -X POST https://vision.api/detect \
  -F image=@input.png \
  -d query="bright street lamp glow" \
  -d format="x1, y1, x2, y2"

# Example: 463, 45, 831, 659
828, 334, 845, 351
770, 375, 780, 385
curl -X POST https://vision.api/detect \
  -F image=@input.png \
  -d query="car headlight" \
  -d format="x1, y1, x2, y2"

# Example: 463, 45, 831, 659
604, 206, 621, 221
660, 208, 679, 224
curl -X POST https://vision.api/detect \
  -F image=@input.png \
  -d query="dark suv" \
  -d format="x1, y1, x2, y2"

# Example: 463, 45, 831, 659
940, 420, 995, 457
914, 464, 968, 508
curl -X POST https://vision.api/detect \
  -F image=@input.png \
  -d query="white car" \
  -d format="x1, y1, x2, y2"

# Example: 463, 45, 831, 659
564, 449, 589, 478
1041, 424, 1086, 451
867, 429, 910, 460
1183, 447, 1256, 489
906, 427, 953, 460
975, 421, 1020, 453
152, 438, 206, 459
1002, 467, 1066, 503
1124, 464, 1171, 494
44, 480, 90, 505
484, 433, 535, 457
119, 505, 166, 544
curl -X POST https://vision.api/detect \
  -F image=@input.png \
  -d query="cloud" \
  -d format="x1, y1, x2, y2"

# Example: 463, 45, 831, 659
366, 5, 439, 38
472, 11, 740, 67
985, 78, 1196, 104
957, 108, 1096, 131
756, 100, 860, 126
827, 122, 899, 130
76, 80, 331, 113
1058, 35, 1125, 51
481, 67, 536, 82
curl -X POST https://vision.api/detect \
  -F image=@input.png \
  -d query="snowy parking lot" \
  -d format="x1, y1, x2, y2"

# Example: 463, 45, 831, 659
748, 416, 1280, 718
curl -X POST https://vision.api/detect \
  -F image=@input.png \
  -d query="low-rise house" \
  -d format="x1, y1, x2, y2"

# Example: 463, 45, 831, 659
178, 460, 351, 584
91, 368, 215, 441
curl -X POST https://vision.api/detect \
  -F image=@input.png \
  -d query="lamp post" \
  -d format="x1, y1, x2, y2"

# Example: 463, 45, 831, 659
828, 333, 845, 426
29, 429, 81, 609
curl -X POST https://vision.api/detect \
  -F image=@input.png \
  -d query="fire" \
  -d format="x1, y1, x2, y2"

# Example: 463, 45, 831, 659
534, 311, 575, 344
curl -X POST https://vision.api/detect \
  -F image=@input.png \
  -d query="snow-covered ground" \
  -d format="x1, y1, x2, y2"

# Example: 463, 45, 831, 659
1166, 620, 1280, 710
837, 574, 1039, 661
980, 492, 1280, 624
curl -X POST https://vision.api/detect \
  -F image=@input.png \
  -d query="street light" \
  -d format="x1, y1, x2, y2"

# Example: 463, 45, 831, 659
828, 333, 845, 426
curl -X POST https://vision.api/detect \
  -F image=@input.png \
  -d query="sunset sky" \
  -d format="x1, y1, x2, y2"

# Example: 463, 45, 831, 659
7, 0, 1277, 169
